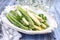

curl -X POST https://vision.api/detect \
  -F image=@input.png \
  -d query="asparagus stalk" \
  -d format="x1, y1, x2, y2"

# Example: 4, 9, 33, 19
34, 25, 42, 30
6, 13, 29, 30
22, 17, 29, 25
41, 23, 47, 28
16, 10, 22, 16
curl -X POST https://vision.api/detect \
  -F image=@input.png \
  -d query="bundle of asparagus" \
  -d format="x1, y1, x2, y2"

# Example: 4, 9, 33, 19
6, 5, 49, 31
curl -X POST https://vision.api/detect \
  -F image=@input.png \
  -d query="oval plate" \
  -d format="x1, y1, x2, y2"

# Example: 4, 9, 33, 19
1, 5, 57, 34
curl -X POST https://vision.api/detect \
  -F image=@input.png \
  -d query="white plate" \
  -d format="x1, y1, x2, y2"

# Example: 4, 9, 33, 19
1, 5, 57, 34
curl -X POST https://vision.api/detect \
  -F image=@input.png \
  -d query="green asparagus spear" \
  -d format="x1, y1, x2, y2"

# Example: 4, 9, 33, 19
6, 13, 29, 30
6, 13, 20, 27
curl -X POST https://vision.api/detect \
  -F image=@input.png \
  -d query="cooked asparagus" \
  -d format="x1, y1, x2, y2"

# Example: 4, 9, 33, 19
6, 5, 49, 31
22, 17, 29, 25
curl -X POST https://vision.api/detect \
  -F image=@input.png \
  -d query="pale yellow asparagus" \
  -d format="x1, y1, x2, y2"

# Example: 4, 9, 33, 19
34, 25, 42, 30
16, 10, 22, 16
22, 17, 29, 25
41, 23, 47, 28
26, 10, 41, 26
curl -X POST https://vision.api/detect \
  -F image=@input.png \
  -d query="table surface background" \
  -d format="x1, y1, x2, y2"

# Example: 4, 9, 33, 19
0, 0, 60, 40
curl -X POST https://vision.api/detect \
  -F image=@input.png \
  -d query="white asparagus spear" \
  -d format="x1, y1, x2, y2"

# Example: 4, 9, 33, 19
16, 10, 22, 16
22, 17, 29, 25
41, 23, 47, 28
34, 25, 41, 30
